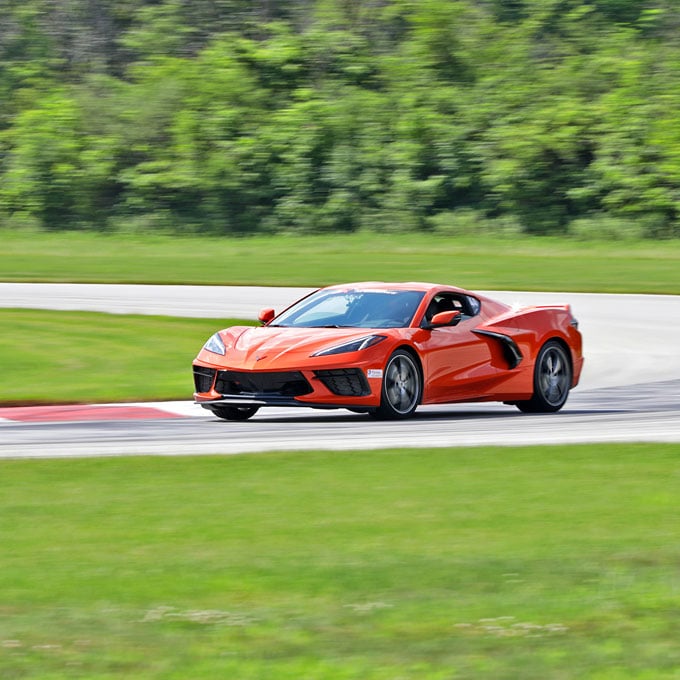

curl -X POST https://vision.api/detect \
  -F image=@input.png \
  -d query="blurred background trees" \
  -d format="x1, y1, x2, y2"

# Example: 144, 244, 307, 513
1, 0, 678, 237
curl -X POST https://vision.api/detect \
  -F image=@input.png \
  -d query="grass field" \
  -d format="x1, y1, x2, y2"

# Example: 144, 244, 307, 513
2, 230, 680, 293
0, 309, 252, 404
1, 444, 679, 679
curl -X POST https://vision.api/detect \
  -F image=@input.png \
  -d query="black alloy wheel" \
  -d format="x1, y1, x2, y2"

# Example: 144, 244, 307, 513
373, 349, 422, 419
516, 340, 572, 413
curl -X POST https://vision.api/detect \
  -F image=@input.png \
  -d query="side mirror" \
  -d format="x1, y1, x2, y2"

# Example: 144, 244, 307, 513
258, 308, 276, 324
425, 310, 462, 329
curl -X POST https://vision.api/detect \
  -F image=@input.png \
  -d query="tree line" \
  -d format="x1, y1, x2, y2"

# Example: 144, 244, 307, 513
1, 0, 679, 238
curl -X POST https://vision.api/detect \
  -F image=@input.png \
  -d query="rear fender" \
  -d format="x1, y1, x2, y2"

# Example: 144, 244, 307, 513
475, 305, 583, 384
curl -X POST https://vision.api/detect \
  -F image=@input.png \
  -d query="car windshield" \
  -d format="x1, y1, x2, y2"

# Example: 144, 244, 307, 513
272, 289, 426, 329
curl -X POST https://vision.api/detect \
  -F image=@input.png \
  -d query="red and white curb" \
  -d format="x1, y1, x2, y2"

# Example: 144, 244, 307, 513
0, 401, 204, 423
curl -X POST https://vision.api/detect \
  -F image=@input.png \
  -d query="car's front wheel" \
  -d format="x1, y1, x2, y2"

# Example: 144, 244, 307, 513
211, 405, 260, 421
516, 340, 572, 413
373, 349, 422, 419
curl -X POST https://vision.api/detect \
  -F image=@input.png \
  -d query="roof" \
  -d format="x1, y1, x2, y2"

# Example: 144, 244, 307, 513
323, 281, 471, 294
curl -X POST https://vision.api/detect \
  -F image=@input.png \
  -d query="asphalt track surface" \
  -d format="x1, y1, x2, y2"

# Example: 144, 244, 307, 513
1, 284, 679, 458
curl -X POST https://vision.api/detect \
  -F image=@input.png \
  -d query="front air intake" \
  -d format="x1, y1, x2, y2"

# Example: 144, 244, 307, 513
193, 366, 216, 392
215, 371, 313, 397
314, 369, 370, 397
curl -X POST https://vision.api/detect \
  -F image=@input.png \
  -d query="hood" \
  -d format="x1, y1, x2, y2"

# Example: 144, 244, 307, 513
202, 326, 386, 370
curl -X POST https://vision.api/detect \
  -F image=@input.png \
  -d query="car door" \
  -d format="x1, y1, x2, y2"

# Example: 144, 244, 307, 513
416, 293, 504, 403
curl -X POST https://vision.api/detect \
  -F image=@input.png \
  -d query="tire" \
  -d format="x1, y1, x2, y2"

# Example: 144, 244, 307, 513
211, 405, 260, 421
516, 340, 572, 413
373, 349, 422, 419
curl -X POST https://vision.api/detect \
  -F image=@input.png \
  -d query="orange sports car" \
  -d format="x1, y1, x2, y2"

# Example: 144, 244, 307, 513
193, 282, 583, 420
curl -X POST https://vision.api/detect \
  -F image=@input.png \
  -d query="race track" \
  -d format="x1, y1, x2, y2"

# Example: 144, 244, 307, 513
1, 284, 679, 458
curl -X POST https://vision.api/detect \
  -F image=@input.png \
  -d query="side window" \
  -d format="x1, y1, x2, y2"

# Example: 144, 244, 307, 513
464, 295, 481, 316
424, 293, 480, 323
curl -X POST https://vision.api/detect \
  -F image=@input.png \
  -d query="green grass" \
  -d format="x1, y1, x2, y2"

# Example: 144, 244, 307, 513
1, 444, 679, 679
0, 309, 253, 404
2, 230, 680, 293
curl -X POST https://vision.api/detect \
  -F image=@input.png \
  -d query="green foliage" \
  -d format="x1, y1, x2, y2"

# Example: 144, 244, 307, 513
1, 0, 680, 238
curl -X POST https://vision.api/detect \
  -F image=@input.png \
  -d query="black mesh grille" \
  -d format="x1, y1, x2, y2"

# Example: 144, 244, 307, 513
193, 366, 216, 393
215, 370, 313, 397
314, 369, 370, 397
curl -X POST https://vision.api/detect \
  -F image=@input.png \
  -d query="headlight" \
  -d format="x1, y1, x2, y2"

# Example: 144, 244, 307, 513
203, 332, 226, 355
311, 335, 387, 357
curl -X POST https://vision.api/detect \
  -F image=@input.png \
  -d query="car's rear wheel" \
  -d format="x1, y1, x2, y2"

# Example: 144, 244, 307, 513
516, 340, 572, 413
211, 405, 260, 421
373, 349, 421, 419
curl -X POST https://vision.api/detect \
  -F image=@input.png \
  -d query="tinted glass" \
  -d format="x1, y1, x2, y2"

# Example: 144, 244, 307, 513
273, 289, 425, 329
